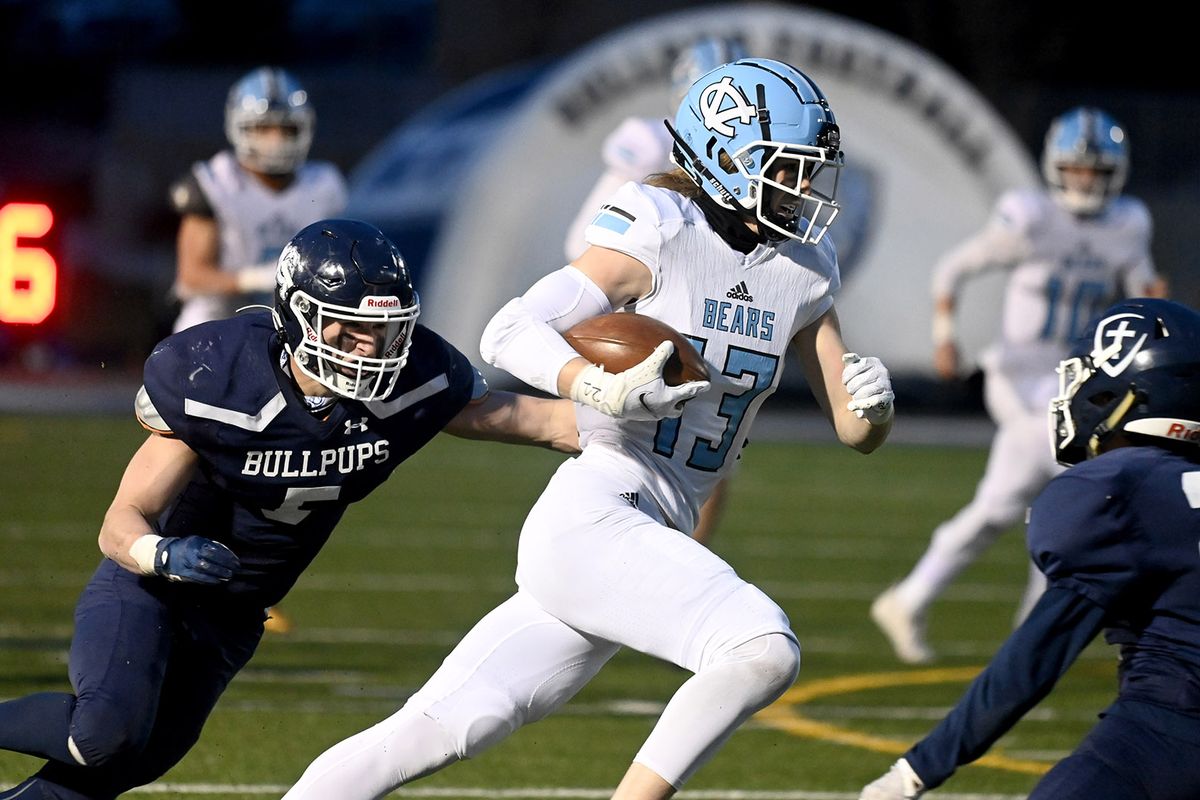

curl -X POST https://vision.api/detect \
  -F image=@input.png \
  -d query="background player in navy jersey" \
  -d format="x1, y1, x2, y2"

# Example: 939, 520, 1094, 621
0, 218, 579, 800
861, 297, 1200, 800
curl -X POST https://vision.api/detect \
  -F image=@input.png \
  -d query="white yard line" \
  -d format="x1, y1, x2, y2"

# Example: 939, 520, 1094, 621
118, 784, 1025, 799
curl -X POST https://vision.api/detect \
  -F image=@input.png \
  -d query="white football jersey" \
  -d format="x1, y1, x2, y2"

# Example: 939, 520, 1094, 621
579, 182, 839, 530
932, 188, 1159, 382
176, 150, 347, 328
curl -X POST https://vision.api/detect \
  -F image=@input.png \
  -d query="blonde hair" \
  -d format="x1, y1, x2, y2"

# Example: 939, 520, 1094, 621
644, 167, 704, 198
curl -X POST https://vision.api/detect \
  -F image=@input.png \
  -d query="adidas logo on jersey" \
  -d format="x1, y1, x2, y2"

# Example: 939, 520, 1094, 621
618, 491, 640, 509
726, 281, 754, 302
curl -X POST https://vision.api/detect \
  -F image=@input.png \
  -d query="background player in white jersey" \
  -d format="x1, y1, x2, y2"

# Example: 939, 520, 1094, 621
564, 35, 748, 548
871, 106, 1168, 665
283, 58, 895, 800
169, 66, 347, 334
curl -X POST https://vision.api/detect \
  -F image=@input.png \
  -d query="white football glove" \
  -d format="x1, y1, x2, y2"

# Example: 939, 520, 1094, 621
570, 340, 710, 421
859, 758, 926, 800
842, 352, 894, 425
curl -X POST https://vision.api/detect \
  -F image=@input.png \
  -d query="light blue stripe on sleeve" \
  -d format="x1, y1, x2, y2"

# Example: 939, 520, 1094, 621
592, 211, 632, 235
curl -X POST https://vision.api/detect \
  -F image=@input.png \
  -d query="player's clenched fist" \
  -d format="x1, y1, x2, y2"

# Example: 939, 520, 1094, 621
842, 353, 895, 425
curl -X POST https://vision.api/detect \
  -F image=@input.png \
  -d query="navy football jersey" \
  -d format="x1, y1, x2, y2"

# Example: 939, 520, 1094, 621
906, 446, 1200, 788
1029, 446, 1200, 704
140, 312, 476, 607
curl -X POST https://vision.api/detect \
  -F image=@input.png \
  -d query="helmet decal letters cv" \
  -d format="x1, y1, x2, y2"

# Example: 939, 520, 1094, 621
700, 76, 757, 137
1092, 312, 1149, 377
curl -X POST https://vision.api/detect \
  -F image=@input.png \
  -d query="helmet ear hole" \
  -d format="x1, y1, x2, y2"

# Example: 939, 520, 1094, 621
716, 150, 739, 175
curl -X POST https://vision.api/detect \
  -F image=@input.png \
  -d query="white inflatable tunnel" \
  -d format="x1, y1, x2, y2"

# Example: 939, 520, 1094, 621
421, 3, 1038, 383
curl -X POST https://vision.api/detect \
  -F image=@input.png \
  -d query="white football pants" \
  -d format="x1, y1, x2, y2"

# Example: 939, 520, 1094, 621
894, 366, 1062, 623
283, 449, 800, 799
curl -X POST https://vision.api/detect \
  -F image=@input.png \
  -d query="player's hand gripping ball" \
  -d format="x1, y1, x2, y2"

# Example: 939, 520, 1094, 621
563, 312, 709, 386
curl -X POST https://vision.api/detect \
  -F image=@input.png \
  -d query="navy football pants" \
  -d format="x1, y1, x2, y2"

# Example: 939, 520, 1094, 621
0, 560, 263, 799
1031, 700, 1200, 800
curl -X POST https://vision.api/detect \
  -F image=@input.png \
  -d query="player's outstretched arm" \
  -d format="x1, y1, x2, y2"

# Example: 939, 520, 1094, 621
793, 307, 892, 453
860, 585, 1107, 796
444, 392, 581, 454
99, 433, 200, 574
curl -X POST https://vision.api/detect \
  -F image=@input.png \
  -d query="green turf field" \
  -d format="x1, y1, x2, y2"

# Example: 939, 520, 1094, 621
0, 415, 1116, 799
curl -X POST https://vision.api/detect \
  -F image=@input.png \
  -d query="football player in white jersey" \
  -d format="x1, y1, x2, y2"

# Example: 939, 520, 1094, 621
871, 106, 1168, 665
169, 66, 347, 634
169, 66, 348, 335
283, 58, 894, 800
565, 36, 749, 548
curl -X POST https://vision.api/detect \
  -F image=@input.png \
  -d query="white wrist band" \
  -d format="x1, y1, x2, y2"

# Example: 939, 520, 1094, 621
129, 533, 164, 575
932, 310, 955, 346
569, 363, 615, 414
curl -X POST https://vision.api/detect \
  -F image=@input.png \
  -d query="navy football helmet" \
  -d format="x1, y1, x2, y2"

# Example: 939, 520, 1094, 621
273, 219, 420, 401
1041, 106, 1129, 215
669, 35, 749, 106
225, 66, 315, 175
668, 58, 842, 244
1049, 298, 1200, 465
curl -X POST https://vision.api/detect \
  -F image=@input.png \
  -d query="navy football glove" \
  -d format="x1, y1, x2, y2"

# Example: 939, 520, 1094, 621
153, 536, 240, 584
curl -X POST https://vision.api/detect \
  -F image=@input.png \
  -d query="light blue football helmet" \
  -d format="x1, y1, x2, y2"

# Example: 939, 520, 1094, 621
669, 35, 749, 106
668, 58, 842, 244
225, 66, 315, 175
1041, 106, 1129, 215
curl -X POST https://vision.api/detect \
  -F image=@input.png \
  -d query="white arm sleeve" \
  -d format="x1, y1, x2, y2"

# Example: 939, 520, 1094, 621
480, 265, 614, 395
930, 192, 1033, 300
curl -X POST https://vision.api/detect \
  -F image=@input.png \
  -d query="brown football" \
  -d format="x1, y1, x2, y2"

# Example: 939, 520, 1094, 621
562, 313, 710, 386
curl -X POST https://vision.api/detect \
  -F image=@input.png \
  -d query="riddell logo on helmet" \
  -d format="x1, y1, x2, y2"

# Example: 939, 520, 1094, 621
1167, 422, 1200, 441
363, 297, 401, 309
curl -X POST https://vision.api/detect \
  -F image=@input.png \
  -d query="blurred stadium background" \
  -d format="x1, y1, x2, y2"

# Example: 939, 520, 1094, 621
2, 3, 1196, 796
1, 0, 1197, 411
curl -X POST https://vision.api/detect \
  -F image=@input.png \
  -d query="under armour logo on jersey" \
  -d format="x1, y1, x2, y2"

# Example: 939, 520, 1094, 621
726, 281, 754, 302
1092, 312, 1149, 377
618, 491, 639, 509
700, 76, 757, 136
344, 417, 369, 434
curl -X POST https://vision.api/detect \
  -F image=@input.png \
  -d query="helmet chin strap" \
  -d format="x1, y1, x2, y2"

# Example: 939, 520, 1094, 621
1088, 388, 1139, 458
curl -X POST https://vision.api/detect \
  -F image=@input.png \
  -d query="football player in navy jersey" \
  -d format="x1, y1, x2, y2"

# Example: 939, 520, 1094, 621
169, 66, 349, 635
0, 219, 579, 800
861, 297, 1200, 800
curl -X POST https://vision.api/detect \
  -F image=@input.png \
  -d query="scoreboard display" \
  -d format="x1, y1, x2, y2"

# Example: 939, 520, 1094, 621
0, 201, 57, 325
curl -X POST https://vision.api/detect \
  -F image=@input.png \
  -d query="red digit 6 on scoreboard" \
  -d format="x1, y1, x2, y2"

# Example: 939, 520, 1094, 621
0, 202, 57, 325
